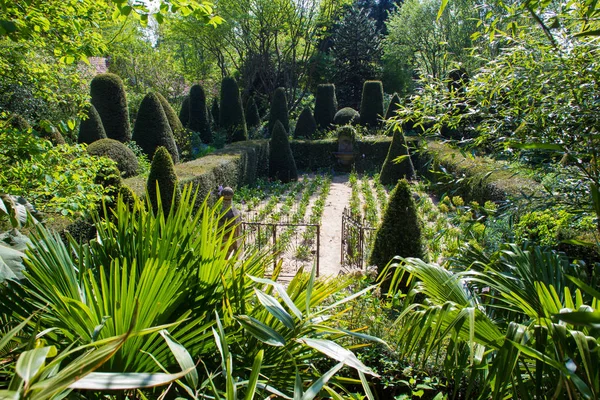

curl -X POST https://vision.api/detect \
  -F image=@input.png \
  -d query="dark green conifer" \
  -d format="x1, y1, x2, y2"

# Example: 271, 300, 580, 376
359, 80, 384, 127
385, 93, 402, 119
78, 104, 107, 144
179, 96, 190, 127
269, 87, 289, 133
314, 84, 338, 130
245, 97, 261, 129
294, 107, 317, 139
87, 138, 139, 178
157, 93, 189, 157
211, 98, 220, 129
188, 84, 212, 144
90, 73, 131, 142
269, 120, 298, 183
379, 125, 415, 185
147, 146, 180, 217
219, 77, 247, 142
333, 107, 360, 126
156, 93, 184, 133
132, 92, 179, 163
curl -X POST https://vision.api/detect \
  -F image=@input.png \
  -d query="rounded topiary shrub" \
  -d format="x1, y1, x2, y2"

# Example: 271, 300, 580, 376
179, 96, 190, 128
87, 138, 139, 178
211, 98, 220, 129
269, 120, 298, 183
245, 97, 261, 129
78, 104, 107, 144
385, 93, 401, 120
294, 107, 317, 139
314, 84, 338, 130
379, 125, 415, 185
132, 92, 179, 163
269, 87, 289, 134
333, 107, 360, 126
147, 146, 180, 217
368, 179, 425, 293
90, 73, 131, 142
219, 77, 247, 142
188, 84, 212, 144
359, 80, 384, 127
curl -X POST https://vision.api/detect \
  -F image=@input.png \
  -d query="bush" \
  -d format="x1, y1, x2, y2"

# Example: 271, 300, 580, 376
132, 92, 179, 163
8, 114, 30, 131
211, 98, 220, 129
359, 80, 384, 127
156, 93, 189, 159
385, 93, 401, 119
219, 77, 247, 142
269, 87, 289, 134
269, 120, 298, 183
90, 73, 131, 143
294, 107, 317, 139
156, 92, 184, 133
368, 179, 425, 292
188, 84, 212, 144
179, 96, 190, 127
78, 104, 106, 145
87, 138, 140, 178
245, 97, 261, 129
334, 107, 360, 125
147, 146, 180, 216
314, 84, 338, 130
379, 124, 415, 184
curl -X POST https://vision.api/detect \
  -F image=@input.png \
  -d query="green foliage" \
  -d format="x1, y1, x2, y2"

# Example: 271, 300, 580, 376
7, 115, 31, 131
87, 138, 140, 179
385, 93, 401, 119
379, 123, 415, 184
155, 92, 184, 135
188, 84, 212, 144
90, 73, 131, 143
359, 80, 384, 127
314, 84, 338, 130
178, 95, 190, 127
219, 77, 247, 142
245, 97, 261, 129
294, 107, 317, 139
146, 147, 180, 217
269, 87, 289, 134
132, 92, 179, 163
77, 104, 106, 145
211, 97, 220, 129
269, 121, 298, 183
334, 107, 360, 126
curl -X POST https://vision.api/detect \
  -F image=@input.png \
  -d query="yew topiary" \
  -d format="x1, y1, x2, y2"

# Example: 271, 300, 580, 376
269, 87, 289, 133
314, 84, 338, 130
179, 96, 190, 127
156, 93, 184, 134
385, 93, 402, 120
188, 84, 212, 144
219, 77, 247, 142
78, 104, 107, 144
269, 120, 298, 183
359, 80, 384, 127
294, 107, 317, 139
87, 138, 139, 178
132, 92, 179, 163
333, 107, 360, 126
211, 98, 220, 129
379, 125, 415, 185
90, 73, 131, 142
245, 97, 261, 129
147, 146, 180, 217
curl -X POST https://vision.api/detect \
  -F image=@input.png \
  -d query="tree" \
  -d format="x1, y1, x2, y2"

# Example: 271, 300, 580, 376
379, 123, 415, 184
385, 93, 401, 119
188, 84, 212, 144
294, 107, 317, 138
314, 84, 338, 130
219, 77, 247, 142
90, 73, 131, 143
147, 146, 180, 217
359, 80, 384, 127
269, 87, 289, 134
269, 120, 298, 183
179, 96, 190, 127
245, 97, 261, 129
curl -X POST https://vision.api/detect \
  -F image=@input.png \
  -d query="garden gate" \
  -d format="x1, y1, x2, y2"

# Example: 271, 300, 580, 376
340, 207, 375, 271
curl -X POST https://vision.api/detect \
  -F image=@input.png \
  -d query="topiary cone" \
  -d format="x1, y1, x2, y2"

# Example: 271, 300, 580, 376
379, 125, 415, 185
245, 97, 261, 129
132, 92, 179, 163
359, 80, 384, 127
219, 77, 247, 142
156, 93, 184, 133
78, 104, 107, 144
269, 120, 298, 183
147, 146, 180, 217
188, 84, 212, 144
294, 107, 317, 139
269, 87, 289, 134
90, 73, 131, 142
179, 96, 190, 128
369, 179, 425, 293
385, 93, 401, 120
314, 84, 338, 130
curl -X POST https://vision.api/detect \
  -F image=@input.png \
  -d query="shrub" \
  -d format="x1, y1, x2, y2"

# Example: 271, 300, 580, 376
314, 84, 338, 130
147, 146, 180, 216
269, 87, 289, 134
132, 92, 179, 163
334, 107, 360, 125
179, 96, 190, 127
8, 114, 30, 131
269, 120, 298, 183
385, 93, 401, 119
156, 93, 189, 158
90, 73, 131, 142
188, 84, 212, 144
211, 97, 220, 129
359, 80, 384, 127
78, 104, 107, 144
219, 77, 247, 142
87, 138, 140, 178
156, 92, 184, 133
294, 107, 317, 139
368, 179, 425, 292
379, 124, 415, 184
245, 97, 261, 129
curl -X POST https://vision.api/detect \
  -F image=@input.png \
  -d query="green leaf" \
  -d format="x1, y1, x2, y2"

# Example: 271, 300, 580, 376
16, 346, 56, 387
553, 311, 600, 326
296, 338, 378, 376
359, 370, 376, 400
437, 0, 448, 20
254, 289, 295, 329
393, 155, 410, 165
247, 275, 302, 319
244, 350, 264, 400
301, 363, 344, 400
0, 315, 33, 352
0, 243, 26, 283
236, 315, 286, 347
68, 370, 194, 390
160, 330, 198, 390
508, 142, 564, 151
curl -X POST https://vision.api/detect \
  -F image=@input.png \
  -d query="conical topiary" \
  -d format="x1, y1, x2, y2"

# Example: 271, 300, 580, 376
359, 80, 384, 127
245, 97, 261, 129
269, 87, 289, 133
157, 93, 188, 157
211, 98, 220, 129
368, 179, 425, 292
87, 138, 139, 178
188, 84, 212, 144
294, 107, 317, 139
78, 104, 107, 144
179, 96, 190, 128
269, 120, 298, 183
333, 107, 360, 126
385, 93, 401, 120
132, 92, 179, 163
314, 84, 338, 130
156, 93, 184, 134
90, 73, 131, 142
147, 146, 180, 217
219, 77, 247, 142
379, 125, 415, 185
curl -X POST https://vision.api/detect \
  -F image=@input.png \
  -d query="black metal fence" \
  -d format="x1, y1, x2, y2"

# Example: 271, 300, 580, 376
340, 207, 375, 271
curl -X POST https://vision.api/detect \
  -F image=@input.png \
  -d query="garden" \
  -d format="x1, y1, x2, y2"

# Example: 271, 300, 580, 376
1, 0, 600, 399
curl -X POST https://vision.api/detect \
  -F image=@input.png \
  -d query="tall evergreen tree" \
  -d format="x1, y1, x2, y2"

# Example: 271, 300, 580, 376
179, 96, 190, 127
379, 124, 415, 184
211, 98, 220, 129
359, 80, 384, 127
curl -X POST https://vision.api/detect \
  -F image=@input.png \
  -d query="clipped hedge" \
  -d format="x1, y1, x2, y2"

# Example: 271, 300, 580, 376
359, 80, 384, 127
385, 93, 401, 120
219, 77, 247, 142
90, 73, 131, 143
269, 87, 289, 134
314, 84, 338, 130
245, 97, 261, 129
78, 104, 106, 144
333, 107, 360, 126
147, 146, 180, 216
87, 138, 139, 178
269, 120, 297, 183
188, 84, 212, 144
294, 107, 317, 139
179, 96, 190, 127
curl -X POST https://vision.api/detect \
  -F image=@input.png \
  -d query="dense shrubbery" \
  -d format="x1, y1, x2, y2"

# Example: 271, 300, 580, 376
333, 107, 360, 125
87, 138, 140, 178
90, 73, 131, 143
77, 104, 106, 144
179, 96, 190, 127
314, 84, 337, 130
188, 84, 212, 144
359, 80, 384, 127
219, 77, 247, 142
147, 146, 180, 216
379, 122, 415, 184
385, 93, 401, 119
294, 107, 317, 139
269, 120, 297, 183
245, 96, 261, 129
268, 87, 289, 134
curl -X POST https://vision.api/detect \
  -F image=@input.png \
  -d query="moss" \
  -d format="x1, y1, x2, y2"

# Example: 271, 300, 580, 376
179, 96, 190, 127
147, 146, 180, 216
333, 107, 360, 126
211, 98, 220, 129
269, 120, 298, 183
90, 73, 131, 142
245, 97, 261, 129
314, 84, 338, 130
385, 93, 401, 120
219, 77, 247, 142
294, 107, 317, 139
132, 92, 179, 163
269, 87, 289, 134
369, 179, 425, 292
188, 84, 212, 144
379, 125, 415, 185
359, 80, 384, 127
88, 138, 140, 178
78, 104, 107, 144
